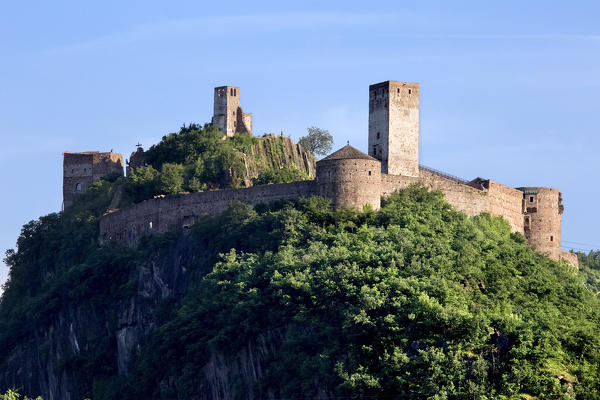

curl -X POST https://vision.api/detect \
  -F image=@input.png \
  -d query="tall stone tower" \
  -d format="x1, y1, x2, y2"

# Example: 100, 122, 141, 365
211, 85, 253, 137
519, 187, 565, 260
368, 81, 419, 176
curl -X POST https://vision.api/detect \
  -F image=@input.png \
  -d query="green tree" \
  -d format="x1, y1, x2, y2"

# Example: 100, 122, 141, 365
298, 126, 333, 157
0, 389, 42, 400
158, 163, 185, 194
125, 165, 159, 202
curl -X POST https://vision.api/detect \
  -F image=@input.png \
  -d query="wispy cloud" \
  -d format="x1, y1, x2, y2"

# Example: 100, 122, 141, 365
42, 11, 408, 55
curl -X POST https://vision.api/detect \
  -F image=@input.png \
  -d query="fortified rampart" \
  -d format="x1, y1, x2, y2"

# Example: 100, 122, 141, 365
94, 80, 577, 267
100, 181, 317, 246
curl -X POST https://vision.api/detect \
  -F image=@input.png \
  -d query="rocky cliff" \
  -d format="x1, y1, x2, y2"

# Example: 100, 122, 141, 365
0, 233, 291, 400
242, 134, 316, 184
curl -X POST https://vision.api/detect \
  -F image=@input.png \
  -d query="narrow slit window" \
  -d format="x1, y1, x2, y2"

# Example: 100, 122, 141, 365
550, 236, 554, 242
529, 196, 534, 202
368, 171, 372, 176
408, 89, 412, 94
376, 132, 380, 139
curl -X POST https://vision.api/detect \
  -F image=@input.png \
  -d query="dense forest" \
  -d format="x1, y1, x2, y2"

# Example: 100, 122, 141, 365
2, 125, 600, 399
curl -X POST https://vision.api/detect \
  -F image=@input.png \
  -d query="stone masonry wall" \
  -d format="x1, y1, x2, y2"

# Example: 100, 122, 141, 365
369, 81, 419, 177
100, 180, 318, 246
521, 188, 564, 260
485, 180, 524, 233
63, 153, 94, 207
63, 152, 123, 207
381, 170, 489, 217
317, 158, 382, 210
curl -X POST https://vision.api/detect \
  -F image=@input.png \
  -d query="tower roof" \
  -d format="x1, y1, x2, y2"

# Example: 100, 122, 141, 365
319, 144, 378, 161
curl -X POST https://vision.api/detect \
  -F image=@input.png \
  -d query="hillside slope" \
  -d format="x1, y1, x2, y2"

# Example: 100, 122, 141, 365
1, 184, 599, 399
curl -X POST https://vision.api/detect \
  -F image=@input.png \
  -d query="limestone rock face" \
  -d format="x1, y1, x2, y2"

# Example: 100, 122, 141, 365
242, 135, 316, 186
0, 234, 305, 400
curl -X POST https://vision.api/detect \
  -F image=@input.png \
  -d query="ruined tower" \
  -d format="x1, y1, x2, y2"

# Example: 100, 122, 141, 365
63, 151, 123, 208
519, 188, 566, 260
368, 81, 419, 176
211, 86, 253, 137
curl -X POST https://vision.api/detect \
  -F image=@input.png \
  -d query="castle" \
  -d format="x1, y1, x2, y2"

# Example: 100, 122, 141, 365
63, 80, 577, 266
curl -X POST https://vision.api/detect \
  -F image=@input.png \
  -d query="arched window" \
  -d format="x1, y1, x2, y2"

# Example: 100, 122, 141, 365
76, 183, 82, 191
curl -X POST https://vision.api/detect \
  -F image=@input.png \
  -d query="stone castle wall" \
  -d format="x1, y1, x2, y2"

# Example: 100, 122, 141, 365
485, 180, 525, 233
381, 170, 489, 218
100, 180, 318, 246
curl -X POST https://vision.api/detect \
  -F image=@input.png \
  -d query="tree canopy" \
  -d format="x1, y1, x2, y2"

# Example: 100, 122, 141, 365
298, 126, 334, 157
2, 183, 600, 399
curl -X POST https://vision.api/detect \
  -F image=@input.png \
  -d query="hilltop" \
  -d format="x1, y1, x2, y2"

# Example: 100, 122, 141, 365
1, 178, 599, 399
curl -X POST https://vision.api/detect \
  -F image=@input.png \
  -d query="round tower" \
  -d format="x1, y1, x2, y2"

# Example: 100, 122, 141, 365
316, 145, 381, 210
518, 187, 563, 260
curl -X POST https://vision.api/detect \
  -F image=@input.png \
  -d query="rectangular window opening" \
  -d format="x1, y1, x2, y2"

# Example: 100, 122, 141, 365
529, 196, 534, 202
550, 236, 554, 242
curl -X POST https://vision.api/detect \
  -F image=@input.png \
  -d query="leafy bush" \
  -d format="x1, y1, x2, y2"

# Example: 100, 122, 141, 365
252, 164, 311, 185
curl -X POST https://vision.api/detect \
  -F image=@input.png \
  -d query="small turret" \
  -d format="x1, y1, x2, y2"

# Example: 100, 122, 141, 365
316, 145, 381, 210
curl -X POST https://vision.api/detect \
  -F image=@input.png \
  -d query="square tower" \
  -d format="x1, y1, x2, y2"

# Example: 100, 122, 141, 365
211, 85, 252, 137
63, 151, 123, 208
368, 81, 419, 176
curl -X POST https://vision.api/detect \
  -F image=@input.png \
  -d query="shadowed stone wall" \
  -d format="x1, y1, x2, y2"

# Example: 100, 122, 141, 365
63, 152, 123, 207
100, 180, 317, 246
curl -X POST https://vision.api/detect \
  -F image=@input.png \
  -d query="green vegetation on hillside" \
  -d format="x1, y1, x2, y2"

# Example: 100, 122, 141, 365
0, 389, 41, 400
252, 163, 311, 185
576, 250, 600, 294
2, 184, 600, 399
123, 123, 312, 204
113, 187, 600, 399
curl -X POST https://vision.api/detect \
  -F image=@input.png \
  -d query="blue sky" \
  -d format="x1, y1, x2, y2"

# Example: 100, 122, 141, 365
1, 1, 599, 287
